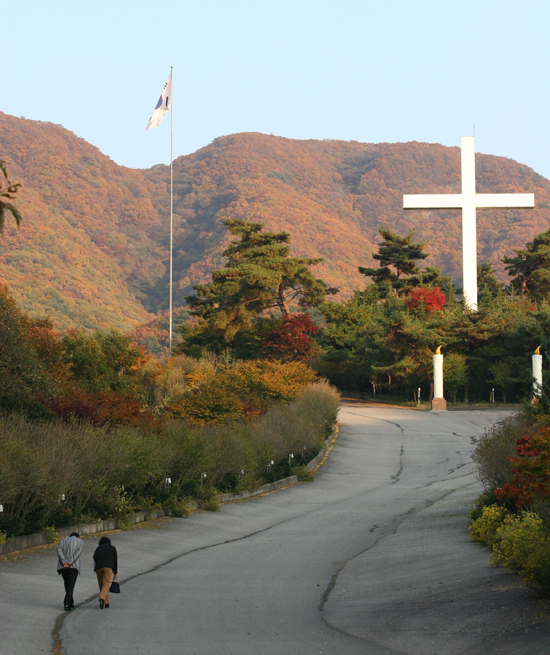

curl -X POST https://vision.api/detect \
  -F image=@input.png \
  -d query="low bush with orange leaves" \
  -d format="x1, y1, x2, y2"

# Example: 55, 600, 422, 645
168, 358, 316, 424
43, 388, 161, 432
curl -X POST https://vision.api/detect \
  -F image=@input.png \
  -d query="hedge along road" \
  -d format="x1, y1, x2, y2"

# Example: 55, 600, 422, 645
3, 405, 550, 655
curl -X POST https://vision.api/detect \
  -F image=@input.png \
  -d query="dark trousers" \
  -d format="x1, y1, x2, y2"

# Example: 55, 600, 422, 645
61, 568, 79, 608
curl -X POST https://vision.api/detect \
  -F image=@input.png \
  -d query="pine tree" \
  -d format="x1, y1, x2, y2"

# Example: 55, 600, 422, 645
477, 262, 504, 305
183, 219, 337, 347
503, 229, 550, 301
358, 228, 429, 296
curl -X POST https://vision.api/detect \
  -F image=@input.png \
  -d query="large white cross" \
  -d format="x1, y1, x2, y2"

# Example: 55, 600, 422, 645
403, 136, 534, 310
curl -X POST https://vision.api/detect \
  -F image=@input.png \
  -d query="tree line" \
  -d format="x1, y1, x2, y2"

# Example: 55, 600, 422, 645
178, 217, 550, 404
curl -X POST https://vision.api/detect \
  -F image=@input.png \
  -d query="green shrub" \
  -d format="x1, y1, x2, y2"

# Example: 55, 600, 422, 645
490, 512, 550, 586
469, 490, 516, 522
194, 485, 221, 511
162, 495, 191, 517
534, 498, 550, 529
0, 415, 168, 537
469, 504, 510, 548
44, 526, 60, 544
292, 465, 316, 482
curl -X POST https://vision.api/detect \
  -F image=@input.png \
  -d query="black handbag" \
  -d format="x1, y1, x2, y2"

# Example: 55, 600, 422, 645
109, 581, 121, 594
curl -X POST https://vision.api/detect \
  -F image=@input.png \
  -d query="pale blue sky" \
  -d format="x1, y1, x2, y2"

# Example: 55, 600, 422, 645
4, 0, 550, 176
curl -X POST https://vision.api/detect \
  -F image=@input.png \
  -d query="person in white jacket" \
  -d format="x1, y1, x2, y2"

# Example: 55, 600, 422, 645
56, 532, 83, 611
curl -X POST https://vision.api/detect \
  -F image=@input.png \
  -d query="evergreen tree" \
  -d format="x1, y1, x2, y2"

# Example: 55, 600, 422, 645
503, 229, 550, 301
0, 286, 60, 418
61, 329, 147, 395
477, 262, 504, 305
358, 228, 429, 296
182, 219, 337, 349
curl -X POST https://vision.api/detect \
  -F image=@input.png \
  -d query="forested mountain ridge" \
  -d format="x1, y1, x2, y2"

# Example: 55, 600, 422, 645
1, 111, 549, 332
0, 112, 167, 330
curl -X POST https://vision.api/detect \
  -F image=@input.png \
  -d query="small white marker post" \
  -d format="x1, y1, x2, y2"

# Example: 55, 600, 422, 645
533, 347, 543, 398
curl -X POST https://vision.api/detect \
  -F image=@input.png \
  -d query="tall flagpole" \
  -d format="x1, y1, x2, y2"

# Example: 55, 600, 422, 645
169, 66, 173, 357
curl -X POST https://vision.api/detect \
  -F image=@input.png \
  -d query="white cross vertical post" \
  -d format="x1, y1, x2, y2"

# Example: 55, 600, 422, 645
461, 137, 477, 311
403, 137, 535, 310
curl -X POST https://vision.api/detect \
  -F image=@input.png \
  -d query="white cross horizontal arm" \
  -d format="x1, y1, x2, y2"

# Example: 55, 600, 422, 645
404, 193, 534, 209
475, 193, 535, 208
403, 194, 462, 209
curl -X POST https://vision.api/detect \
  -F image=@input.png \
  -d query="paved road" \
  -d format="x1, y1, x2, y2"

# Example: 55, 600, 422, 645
2, 405, 550, 655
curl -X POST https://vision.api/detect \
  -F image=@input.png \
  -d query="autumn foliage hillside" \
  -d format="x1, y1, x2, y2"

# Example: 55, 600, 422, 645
2, 111, 550, 332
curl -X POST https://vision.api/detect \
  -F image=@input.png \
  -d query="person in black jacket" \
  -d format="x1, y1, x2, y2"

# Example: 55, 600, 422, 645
93, 536, 118, 609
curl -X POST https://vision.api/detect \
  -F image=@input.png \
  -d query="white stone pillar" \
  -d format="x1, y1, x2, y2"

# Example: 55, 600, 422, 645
533, 352, 543, 397
432, 351, 447, 410
434, 354, 444, 398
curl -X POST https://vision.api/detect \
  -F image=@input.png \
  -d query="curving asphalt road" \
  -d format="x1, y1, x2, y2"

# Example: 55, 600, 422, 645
2, 404, 550, 654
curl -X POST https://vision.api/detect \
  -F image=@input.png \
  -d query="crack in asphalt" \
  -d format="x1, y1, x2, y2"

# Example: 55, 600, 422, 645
391, 443, 405, 484
317, 485, 467, 655
340, 410, 407, 485
340, 409, 406, 435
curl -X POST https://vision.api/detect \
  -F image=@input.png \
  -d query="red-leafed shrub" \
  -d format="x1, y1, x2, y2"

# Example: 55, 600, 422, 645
405, 286, 446, 312
495, 429, 550, 508
261, 313, 319, 361
44, 389, 161, 431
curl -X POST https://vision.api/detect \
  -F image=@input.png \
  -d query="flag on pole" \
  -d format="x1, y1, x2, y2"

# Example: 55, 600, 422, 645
145, 71, 172, 131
